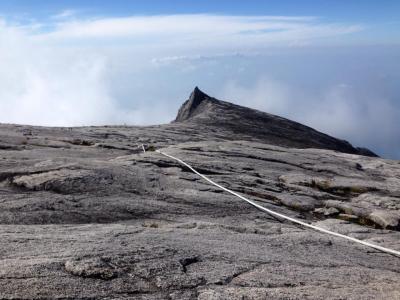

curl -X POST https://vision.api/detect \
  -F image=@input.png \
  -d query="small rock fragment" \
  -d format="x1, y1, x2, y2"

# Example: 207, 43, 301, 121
65, 257, 118, 280
314, 207, 340, 216
337, 214, 359, 223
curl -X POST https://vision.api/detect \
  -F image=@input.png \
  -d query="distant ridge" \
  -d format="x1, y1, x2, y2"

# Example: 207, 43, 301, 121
174, 87, 378, 157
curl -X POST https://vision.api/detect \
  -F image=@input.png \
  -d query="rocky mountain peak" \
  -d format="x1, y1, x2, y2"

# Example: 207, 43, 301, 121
191, 86, 208, 102
173, 87, 377, 157
174, 87, 212, 122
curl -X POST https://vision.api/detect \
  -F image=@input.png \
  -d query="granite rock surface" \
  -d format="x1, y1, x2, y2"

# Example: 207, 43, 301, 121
0, 88, 399, 299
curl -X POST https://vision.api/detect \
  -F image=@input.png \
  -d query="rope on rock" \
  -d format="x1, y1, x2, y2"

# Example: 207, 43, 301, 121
155, 147, 400, 257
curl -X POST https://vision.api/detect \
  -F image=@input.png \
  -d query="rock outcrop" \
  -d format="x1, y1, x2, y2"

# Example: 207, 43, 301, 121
0, 88, 398, 299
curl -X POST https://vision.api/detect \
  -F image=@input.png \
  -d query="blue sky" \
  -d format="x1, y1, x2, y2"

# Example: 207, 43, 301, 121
1, 0, 399, 44
0, 1, 399, 20
0, 1, 399, 158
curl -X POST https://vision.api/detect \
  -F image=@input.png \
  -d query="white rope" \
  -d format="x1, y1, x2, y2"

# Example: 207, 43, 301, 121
156, 149, 400, 257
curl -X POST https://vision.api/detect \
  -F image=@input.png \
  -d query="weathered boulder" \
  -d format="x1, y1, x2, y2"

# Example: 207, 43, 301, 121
369, 210, 400, 229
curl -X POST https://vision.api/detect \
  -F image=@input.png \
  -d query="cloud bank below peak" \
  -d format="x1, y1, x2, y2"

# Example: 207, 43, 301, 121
0, 13, 399, 159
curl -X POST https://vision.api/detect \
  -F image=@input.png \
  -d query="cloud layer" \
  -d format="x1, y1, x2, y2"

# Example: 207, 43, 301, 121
219, 76, 400, 159
0, 13, 399, 158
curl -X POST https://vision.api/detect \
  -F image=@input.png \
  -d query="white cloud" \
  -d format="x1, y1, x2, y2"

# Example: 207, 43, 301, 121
0, 14, 365, 126
32, 14, 363, 52
0, 13, 398, 158
219, 79, 400, 157
220, 78, 291, 115
51, 9, 77, 20
42, 15, 317, 38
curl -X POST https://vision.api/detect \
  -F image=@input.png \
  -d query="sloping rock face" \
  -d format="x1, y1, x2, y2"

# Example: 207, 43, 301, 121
174, 87, 377, 156
0, 88, 399, 299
